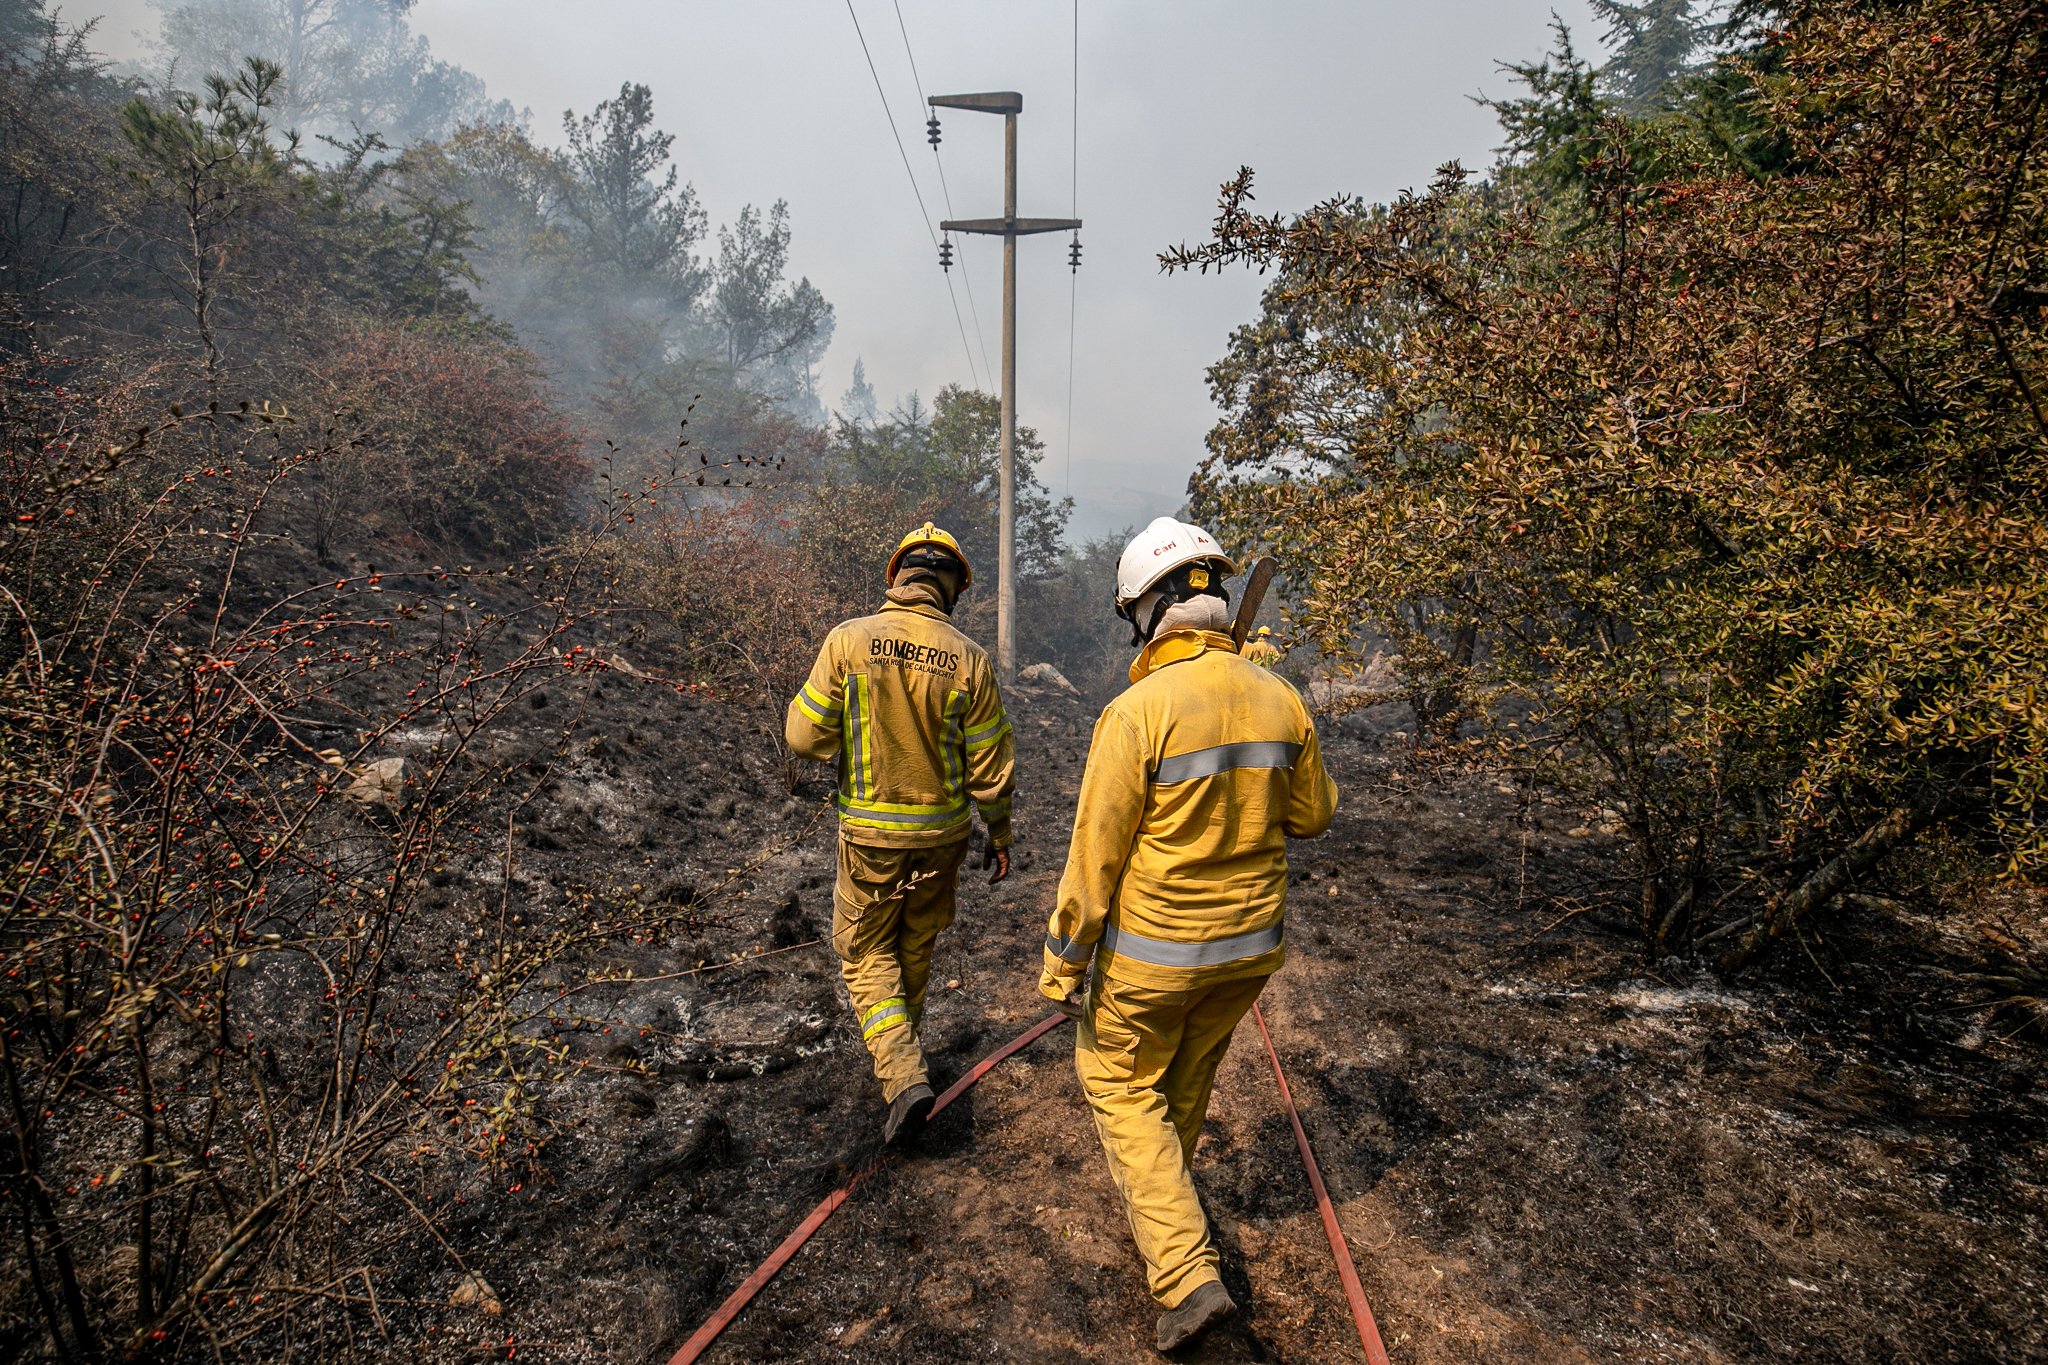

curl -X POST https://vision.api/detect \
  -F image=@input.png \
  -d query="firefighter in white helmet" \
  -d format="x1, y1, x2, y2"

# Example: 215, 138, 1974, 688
1038, 516, 1337, 1351
787, 523, 1015, 1146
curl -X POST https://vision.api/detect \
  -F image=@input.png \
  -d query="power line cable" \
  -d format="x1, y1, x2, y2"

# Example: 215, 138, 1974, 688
845, 0, 981, 391
892, 0, 996, 387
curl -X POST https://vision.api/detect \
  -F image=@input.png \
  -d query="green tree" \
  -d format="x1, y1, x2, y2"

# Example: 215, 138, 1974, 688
1020, 529, 1137, 701
830, 384, 1071, 585
0, 3, 118, 341
709, 199, 833, 409
561, 80, 705, 300
0, 0, 53, 57
1482, 19, 1608, 200
402, 87, 833, 444
838, 356, 879, 427
294, 126, 487, 325
150, 0, 505, 145
1592, 0, 1713, 111
1170, 0, 2048, 969
120, 56, 290, 408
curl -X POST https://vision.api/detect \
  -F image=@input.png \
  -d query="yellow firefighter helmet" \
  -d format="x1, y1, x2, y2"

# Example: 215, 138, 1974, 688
886, 522, 974, 588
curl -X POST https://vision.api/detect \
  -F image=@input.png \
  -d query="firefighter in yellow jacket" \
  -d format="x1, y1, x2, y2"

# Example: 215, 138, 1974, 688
786, 523, 1016, 1146
1040, 517, 1337, 1352
1242, 625, 1284, 669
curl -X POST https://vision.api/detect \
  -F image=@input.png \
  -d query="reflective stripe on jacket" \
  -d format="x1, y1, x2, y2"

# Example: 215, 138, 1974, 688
1042, 628, 1336, 994
786, 597, 1015, 849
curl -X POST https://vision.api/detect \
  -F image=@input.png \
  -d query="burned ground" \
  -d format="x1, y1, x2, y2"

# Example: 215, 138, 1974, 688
279, 675, 2045, 1364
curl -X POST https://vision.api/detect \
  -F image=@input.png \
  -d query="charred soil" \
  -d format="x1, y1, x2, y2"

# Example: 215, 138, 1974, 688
314, 677, 2047, 1364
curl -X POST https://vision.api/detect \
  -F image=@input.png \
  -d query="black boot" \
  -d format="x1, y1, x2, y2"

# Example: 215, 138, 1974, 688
882, 1082, 934, 1147
1156, 1280, 1235, 1352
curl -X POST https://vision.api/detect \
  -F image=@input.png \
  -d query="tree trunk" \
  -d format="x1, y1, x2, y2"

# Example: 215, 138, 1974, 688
1720, 793, 1936, 972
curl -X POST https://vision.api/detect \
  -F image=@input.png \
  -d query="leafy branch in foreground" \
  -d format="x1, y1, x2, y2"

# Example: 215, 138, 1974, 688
0, 362, 747, 1360
1167, 0, 2047, 967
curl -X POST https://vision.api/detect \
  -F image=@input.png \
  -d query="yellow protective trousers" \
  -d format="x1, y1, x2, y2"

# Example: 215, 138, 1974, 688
832, 837, 968, 1103
1075, 970, 1270, 1308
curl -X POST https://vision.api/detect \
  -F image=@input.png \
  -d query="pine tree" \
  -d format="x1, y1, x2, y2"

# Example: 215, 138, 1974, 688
0, 0, 49, 57
1483, 20, 1605, 198
1591, 0, 1711, 111
839, 357, 878, 428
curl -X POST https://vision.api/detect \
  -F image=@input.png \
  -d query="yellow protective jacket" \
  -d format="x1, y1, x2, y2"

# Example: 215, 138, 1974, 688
1242, 637, 1284, 669
786, 593, 1015, 849
1042, 628, 1336, 996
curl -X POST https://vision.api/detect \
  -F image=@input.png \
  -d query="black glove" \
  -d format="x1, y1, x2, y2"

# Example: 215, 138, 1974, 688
981, 841, 1010, 885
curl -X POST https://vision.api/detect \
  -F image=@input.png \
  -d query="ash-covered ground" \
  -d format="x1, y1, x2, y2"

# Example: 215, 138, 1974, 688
364, 672, 2047, 1364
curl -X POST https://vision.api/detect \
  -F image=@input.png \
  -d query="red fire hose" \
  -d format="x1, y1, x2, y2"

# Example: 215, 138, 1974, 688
1252, 1000, 1393, 1365
669, 1002, 1394, 1364
665, 1010, 1071, 1365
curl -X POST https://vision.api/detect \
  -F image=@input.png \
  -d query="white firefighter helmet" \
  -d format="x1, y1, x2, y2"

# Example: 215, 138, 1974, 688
1114, 516, 1238, 609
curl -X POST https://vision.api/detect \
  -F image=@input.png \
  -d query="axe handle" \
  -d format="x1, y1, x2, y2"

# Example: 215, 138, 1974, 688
1232, 556, 1279, 651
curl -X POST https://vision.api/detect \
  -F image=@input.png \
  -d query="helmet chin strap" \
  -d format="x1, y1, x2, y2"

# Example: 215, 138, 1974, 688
1139, 594, 1172, 647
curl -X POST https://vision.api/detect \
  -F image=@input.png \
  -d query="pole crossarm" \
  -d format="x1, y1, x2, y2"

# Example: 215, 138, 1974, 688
942, 217, 1083, 236
929, 91, 1023, 115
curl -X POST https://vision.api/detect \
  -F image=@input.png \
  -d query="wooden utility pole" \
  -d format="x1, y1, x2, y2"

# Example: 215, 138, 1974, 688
930, 90, 1079, 683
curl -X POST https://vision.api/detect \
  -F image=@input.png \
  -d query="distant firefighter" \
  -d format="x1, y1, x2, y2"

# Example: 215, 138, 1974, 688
1242, 624, 1283, 668
1039, 517, 1337, 1352
785, 523, 1015, 1146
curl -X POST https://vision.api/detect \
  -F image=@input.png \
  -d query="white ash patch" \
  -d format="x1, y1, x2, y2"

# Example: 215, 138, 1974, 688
1610, 982, 1753, 1014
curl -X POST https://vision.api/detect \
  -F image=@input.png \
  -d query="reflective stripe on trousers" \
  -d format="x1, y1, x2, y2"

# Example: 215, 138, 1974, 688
861, 996, 908, 1040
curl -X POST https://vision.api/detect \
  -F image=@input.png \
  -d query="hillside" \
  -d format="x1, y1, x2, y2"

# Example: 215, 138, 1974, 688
308, 670, 2047, 1363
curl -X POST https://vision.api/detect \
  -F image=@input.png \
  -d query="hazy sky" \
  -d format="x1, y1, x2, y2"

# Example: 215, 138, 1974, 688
81, 1, 1601, 541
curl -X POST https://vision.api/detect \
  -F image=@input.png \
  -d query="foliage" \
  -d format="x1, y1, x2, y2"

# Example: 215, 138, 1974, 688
559, 80, 705, 299
289, 126, 488, 326
1484, 10, 1790, 209
1018, 529, 1139, 703
296, 322, 587, 557
0, 5, 122, 335
1590, 0, 1715, 110
399, 86, 835, 437
594, 450, 902, 789
0, 12, 872, 1358
602, 380, 1089, 772
148, 0, 509, 146
1169, 0, 2048, 966
709, 201, 833, 378
0, 0, 55, 58
837, 355, 878, 427
829, 385, 1071, 588
1, 17, 488, 378
1481, 19, 1611, 201
824, 382, 1094, 691
120, 56, 293, 398
0, 358, 711, 1359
